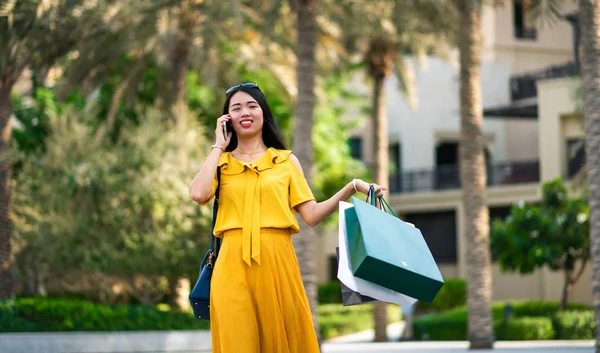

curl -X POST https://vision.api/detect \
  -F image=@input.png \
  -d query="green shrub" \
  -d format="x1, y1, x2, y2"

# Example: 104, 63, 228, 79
0, 300, 38, 332
413, 310, 466, 340
0, 297, 209, 332
320, 313, 369, 339
509, 300, 590, 317
498, 317, 555, 340
318, 281, 342, 304
553, 311, 595, 339
417, 278, 466, 313
2, 297, 404, 340
413, 300, 591, 341
318, 303, 400, 339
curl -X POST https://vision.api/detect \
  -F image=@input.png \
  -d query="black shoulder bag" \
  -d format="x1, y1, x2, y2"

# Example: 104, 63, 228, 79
189, 167, 222, 320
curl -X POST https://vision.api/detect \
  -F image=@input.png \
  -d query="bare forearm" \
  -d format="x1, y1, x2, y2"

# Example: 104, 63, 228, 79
189, 147, 222, 203
301, 181, 357, 226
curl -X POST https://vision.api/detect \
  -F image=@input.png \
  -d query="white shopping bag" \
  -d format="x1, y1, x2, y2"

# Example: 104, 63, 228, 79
336, 201, 418, 307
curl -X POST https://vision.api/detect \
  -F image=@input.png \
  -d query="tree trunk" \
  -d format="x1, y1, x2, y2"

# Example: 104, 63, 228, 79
457, 1, 494, 349
167, 276, 190, 311
560, 270, 573, 311
372, 72, 389, 342
0, 80, 14, 301
171, 0, 194, 118
291, 0, 320, 344
579, 0, 600, 351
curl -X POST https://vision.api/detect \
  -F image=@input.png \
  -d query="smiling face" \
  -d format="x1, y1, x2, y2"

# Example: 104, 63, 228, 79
228, 91, 264, 138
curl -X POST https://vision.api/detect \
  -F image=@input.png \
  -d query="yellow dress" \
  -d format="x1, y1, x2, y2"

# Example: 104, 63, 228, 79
201, 148, 320, 353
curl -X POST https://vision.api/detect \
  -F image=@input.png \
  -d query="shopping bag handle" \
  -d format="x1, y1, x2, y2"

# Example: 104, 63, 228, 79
379, 197, 397, 217
366, 186, 376, 206
365, 186, 397, 217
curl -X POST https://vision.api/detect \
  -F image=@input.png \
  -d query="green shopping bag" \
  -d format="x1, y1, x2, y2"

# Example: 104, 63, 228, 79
346, 191, 444, 303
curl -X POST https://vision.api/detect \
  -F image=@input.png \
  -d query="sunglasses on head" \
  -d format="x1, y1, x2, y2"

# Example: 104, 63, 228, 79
225, 82, 259, 95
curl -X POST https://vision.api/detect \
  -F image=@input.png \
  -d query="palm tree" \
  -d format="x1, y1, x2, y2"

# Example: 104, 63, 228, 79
0, 0, 116, 301
454, 0, 568, 348
319, 0, 454, 340
170, 0, 195, 115
364, 35, 395, 341
61, 0, 250, 124
0, 45, 13, 299
289, 0, 321, 342
578, 0, 600, 350
355, 0, 563, 347
456, 0, 495, 348
334, 0, 453, 340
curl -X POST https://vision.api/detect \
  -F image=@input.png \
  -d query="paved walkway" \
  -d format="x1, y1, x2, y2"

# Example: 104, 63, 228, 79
322, 341, 594, 353
1, 326, 595, 353
322, 323, 595, 352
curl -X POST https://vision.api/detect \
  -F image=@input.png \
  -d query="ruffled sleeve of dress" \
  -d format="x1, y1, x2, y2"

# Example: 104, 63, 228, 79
288, 155, 316, 210
197, 152, 237, 206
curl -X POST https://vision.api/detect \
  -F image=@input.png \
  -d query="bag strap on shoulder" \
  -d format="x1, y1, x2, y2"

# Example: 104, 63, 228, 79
211, 167, 222, 254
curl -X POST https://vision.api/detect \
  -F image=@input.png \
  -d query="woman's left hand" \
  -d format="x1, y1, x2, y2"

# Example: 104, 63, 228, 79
354, 179, 387, 198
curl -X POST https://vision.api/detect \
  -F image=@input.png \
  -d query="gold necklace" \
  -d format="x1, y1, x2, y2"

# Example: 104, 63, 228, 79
235, 147, 267, 159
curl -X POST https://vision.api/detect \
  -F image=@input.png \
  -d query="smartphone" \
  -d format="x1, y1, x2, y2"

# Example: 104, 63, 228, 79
222, 121, 232, 140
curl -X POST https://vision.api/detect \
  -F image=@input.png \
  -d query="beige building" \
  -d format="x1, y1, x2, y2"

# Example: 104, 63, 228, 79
316, 2, 592, 305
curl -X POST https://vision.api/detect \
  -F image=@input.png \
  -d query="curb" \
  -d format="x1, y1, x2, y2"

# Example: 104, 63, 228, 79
0, 330, 212, 353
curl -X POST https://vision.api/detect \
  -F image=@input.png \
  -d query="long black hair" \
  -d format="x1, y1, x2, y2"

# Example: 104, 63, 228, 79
222, 85, 288, 152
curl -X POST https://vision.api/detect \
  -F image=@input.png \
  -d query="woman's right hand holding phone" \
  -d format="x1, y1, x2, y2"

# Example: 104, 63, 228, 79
215, 114, 232, 149
190, 115, 232, 203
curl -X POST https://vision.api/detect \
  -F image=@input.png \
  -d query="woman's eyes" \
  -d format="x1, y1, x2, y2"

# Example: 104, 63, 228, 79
232, 105, 258, 111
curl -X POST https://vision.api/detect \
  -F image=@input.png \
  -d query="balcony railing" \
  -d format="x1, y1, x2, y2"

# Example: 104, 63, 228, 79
389, 160, 540, 194
510, 62, 579, 101
514, 27, 537, 40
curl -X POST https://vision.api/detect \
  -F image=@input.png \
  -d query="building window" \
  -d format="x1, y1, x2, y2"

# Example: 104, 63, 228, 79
403, 210, 457, 264
389, 142, 402, 193
435, 142, 460, 190
566, 139, 586, 178
348, 137, 363, 160
514, 0, 537, 40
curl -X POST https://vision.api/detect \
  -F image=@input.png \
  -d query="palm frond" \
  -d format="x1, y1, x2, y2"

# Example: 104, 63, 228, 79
0, 0, 17, 16
106, 51, 155, 128
394, 56, 418, 109
525, 0, 564, 27
9, 0, 38, 39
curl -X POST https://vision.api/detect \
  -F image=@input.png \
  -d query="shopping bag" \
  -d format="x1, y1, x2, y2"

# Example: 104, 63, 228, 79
346, 196, 444, 303
337, 201, 417, 307
336, 247, 376, 306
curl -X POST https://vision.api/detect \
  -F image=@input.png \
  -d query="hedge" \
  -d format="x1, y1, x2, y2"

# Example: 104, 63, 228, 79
411, 309, 467, 341
497, 317, 555, 340
0, 298, 209, 332
318, 303, 401, 339
6, 297, 590, 341
0, 297, 401, 340
417, 278, 466, 313
413, 300, 593, 341
553, 310, 595, 339
318, 281, 342, 304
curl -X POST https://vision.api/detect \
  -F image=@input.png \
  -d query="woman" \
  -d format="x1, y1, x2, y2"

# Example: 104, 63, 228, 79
189, 83, 385, 353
